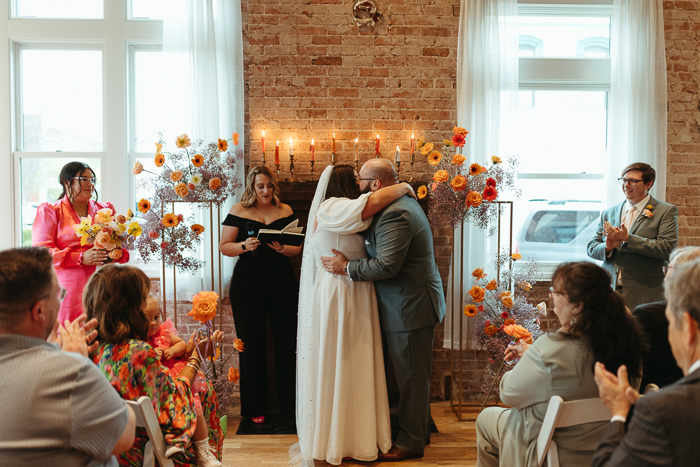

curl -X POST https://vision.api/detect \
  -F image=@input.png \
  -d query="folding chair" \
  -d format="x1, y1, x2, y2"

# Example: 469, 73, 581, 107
536, 396, 611, 467
126, 396, 182, 467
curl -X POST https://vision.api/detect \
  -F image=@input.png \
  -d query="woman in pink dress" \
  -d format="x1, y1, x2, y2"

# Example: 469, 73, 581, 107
32, 161, 129, 323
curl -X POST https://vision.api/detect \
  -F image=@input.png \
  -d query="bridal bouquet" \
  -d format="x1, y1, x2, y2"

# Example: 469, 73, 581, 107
73, 207, 141, 261
417, 127, 520, 234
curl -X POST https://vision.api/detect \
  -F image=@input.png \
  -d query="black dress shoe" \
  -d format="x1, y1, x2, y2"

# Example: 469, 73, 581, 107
377, 445, 423, 462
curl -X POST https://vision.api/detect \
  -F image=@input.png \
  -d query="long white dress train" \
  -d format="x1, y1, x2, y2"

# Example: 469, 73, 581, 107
305, 193, 392, 464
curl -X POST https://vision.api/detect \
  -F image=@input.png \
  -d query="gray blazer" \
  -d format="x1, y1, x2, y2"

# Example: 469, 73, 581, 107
347, 195, 446, 332
586, 196, 678, 310
592, 367, 700, 466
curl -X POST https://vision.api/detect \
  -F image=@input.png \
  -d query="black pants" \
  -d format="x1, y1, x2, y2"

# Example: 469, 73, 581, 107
230, 260, 298, 418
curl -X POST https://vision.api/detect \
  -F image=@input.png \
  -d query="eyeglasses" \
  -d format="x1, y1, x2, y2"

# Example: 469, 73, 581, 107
617, 178, 644, 186
549, 286, 567, 296
39, 286, 67, 303
74, 176, 97, 185
356, 178, 376, 181
662, 266, 674, 275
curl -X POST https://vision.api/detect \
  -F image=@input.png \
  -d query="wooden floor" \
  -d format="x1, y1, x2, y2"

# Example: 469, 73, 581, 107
221, 401, 481, 467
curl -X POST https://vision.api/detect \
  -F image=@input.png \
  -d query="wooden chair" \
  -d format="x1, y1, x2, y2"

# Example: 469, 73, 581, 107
536, 396, 611, 467
126, 396, 182, 467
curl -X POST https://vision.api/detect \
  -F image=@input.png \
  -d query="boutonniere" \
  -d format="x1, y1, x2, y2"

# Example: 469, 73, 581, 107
641, 205, 653, 219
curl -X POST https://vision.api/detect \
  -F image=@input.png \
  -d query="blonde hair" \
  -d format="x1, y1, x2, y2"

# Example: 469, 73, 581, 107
240, 165, 281, 208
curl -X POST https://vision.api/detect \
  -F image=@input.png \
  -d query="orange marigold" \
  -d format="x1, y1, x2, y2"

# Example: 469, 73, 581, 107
420, 142, 434, 155
162, 213, 179, 228
469, 285, 486, 302
191, 154, 204, 167
191, 224, 205, 235
484, 324, 499, 337
170, 170, 184, 182
174, 182, 189, 197
233, 338, 245, 352
155, 153, 165, 167
503, 324, 532, 342
218, 138, 228, 152
483, 186, 498, 202
187, 291, 219, 323
453, 126, 469, 137
175, 133, 191, 148
450, 174, 467, 191
433, 170, 449, 183
417, 185, 427, 199
466, 191, 483, 208
209, 177, 222, 191
464, 304, 477, 317
228, 367, 240, 383
137, 198, 151, 214
485, 279, 498, 291
428, 150, 442, 166
469, 163, 482, 176
452, 154, 466, 165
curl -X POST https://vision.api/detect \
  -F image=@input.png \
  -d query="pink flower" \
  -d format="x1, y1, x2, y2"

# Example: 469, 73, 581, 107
95, 232, 116, 251
488, 358, 495, 364
148, 230, 159, 239
188, 183, 195, 190
500, 311, 509, 319
161, 241, 170, 249
177, 214, 184, 222
116, 214, 127, 224
477, 305, 485, 312
431, 183, 438, 192
484, 320, 491, 327
100, 226, 113, 235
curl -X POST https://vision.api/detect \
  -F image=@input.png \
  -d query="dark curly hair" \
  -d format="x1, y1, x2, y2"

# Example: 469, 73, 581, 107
325, 165, 360, 200
552, 261, 644, 380
58, 161, 98, 201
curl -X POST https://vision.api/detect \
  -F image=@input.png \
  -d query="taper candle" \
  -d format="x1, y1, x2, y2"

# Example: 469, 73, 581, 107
375, 134, 380, 155
332, 133, 336, 153
275, 141, 280, 165
411, 134, 415, 154
289, 138, 293, 157
310, 139, 315, 161
261, 130, 266, 154
395, 145, 400, 164
354, 138, 358, 161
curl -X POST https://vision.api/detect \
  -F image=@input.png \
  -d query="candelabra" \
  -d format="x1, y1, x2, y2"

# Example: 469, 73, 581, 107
331, 152, 336, 166
310, 160, 315, 180
354, 159, 358, 170
410, 152, 415, 182
289, 153, 296, 182
262, 152, 266, 166
396, 160, 402, 178
275, 163, 280, 179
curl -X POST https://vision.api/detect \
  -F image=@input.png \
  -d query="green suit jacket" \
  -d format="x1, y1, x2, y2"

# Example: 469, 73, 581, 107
347, 196, 446, 332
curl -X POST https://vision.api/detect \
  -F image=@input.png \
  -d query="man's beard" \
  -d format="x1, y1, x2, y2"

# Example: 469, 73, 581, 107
360, 184, 372, 194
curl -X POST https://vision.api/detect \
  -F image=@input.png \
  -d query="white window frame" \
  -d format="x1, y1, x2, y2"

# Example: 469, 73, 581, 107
0, 0, 162, 253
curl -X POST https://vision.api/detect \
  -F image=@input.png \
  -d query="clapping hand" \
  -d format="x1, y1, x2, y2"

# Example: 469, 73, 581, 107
50, 314, 99, 356
603, 221, 624, 251
594, 362, 640, 418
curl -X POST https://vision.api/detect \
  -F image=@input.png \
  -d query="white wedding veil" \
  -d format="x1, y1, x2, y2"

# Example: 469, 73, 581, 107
289, 165, 333, 466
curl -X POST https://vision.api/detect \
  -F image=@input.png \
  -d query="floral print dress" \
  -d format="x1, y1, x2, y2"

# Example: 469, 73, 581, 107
92, 340, 222, 466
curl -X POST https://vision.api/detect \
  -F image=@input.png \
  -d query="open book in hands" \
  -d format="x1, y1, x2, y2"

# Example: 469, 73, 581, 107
257, 219, 305, 247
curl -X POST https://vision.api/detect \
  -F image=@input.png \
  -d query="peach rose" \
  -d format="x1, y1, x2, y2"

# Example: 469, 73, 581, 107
485, 279, 498, 291
466, 191, 483, 208
503, 324, 532, 342
452, 154, 466, 165
187, 291, 219, 323
108, 249, 123, 260
433, 170, 449, 183
132, 161, 143, 174
174, 182, 189, 197
95, 232, 116, 251
450, 174, 467, 191
209, 178, 221, 190
233, 338, 245, 352
501, 296, 514, 308
116, 214, 127, 224
170, 170, 184, 182
469, 285, 485, 302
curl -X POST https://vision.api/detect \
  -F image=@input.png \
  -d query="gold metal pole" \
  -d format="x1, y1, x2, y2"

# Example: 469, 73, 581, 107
218, 206, 223, 331
161, 204, 166, 325
449, 229, 455, 416
172, 202, 177, 326
458, 226, 464, 421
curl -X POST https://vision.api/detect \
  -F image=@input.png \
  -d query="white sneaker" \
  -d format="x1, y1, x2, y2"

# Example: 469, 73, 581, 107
194, 438, 222, 467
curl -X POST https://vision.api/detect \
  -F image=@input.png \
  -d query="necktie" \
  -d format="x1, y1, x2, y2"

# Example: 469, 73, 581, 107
617, 205, 636, 286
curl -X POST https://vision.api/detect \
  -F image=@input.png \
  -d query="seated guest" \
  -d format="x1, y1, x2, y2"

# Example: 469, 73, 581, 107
0, 247, 135, 466
476, 261, 644, 467
634, 246, 700, 389
592, 258, 700, 466
84, 264, 223, 467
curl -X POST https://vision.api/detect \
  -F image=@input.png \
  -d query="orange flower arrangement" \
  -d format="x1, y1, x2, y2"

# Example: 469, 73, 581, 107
191, 224, 205, 235
417, 185, 427, 199
483, 186, 498, 202
433, 170, 449, 183
452, 154, 466, 165
228, 367, 240, 383
453, 126, 468, 137
209, 178, 221, 191
469, 163, 483, 176
155, 153, 165, 167
217, 138, 228, 152
162, 213, 179, 228
504, 324, 532, 343
174, 182, 189, 197
175, 133, 191, 148
501, 296, 514, 308
466, 191, 483, 208
452, 134, 466, 147
485, 279, 498, 291
450, 174, 467, 192
170, 170, 184, 182
469, 285, 486, 302
137, 199, 151, 214
191, 154, 204, 167
428, 150, 442, 166
233, 338, 245, 352
187, 291, 219, 323
484, 324, 499, 337
464, 304, 477, 317
420, 142, 434, 155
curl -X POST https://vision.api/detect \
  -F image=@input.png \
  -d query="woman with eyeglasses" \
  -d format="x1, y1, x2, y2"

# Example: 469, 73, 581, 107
476, 261, 644, 467
32, 161, 129, 323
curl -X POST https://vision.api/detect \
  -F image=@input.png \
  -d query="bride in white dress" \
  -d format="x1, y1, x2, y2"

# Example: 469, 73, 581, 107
292, 165, 416, 466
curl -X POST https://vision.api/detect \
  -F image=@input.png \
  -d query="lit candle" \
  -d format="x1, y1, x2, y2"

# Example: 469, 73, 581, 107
332, 133, 336, 153
310, 139, 315, 161
375, 134, 380, 155
395, 145, 400, 164
354, 138, 358, 161
411, 134, 415, 154
289, 138, 293, 157
275, 141, 280, 165
261, 130, 266, 155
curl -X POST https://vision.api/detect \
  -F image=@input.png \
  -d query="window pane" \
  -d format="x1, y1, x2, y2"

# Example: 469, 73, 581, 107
518, 16, 610, 58
15, 0, 103, 19
20, 49, 103, 151
20, 157, 102, 246
133, 50, 192, 152
131, 0, 168, 20
515, 91, 607, 174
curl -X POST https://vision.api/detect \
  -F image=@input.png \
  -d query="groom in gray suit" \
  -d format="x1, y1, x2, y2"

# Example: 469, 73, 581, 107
587, 162, 678, 311
322, 158, 446, 461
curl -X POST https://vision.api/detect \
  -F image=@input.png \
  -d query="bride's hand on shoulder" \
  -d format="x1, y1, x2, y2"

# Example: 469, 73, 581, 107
402, 182, 416, 199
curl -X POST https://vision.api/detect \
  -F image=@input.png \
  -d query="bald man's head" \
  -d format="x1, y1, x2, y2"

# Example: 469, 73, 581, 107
360, 159, 398, 190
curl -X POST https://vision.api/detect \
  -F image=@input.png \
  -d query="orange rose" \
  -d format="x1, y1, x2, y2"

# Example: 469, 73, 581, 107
503, 324, 532, 342
417, 185, 427, 199
452, 154, 466, 165
155, 153, 165, 167
233, 338, 245, 352
187, 291, 219, 323
503, 318, 515, 327
170, 170, 184, 182
228, 367, 240, 383
472, 268, 486, 280
469, 285, 485, 302
190, 224, 205, 235
174, 182, 189, 197
464, 304, 477, 317
433, 170, 448, 183
466, 191, 482, 208
484, 324, 499, 337
501, 296, 514, 308
450, 174, 467, 191
511, 253, 522, 260
485, 279, 498, 291
108, 249, 123, 260
209, 178, 221, 191
453, 126, 468, 137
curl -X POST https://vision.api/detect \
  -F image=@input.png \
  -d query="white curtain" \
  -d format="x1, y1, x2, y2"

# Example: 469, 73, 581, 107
444, 0, 518, 350
163, 0, 245, 299
606, 0, 667, 203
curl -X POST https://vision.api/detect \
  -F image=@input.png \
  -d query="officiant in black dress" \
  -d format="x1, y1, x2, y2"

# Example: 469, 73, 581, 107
220, 165, 301, 423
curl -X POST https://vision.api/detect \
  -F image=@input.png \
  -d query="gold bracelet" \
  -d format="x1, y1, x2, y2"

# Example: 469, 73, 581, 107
187, 356, 201, 371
